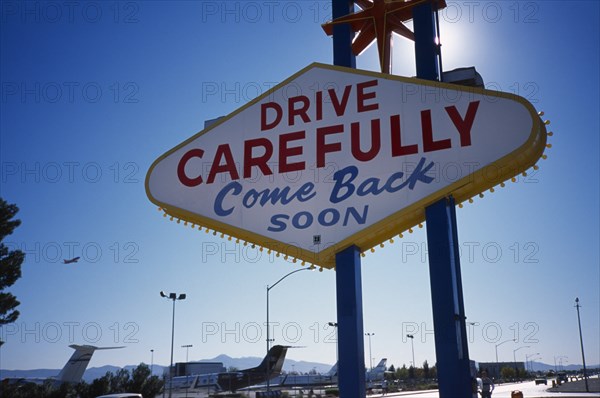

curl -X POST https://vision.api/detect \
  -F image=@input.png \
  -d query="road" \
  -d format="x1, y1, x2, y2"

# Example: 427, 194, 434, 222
170, 378, 600, 398
371, 380, 600, 398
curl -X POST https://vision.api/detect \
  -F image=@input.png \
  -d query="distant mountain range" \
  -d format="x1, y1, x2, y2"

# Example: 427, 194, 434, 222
528, 361, 599, 373
0, 352, 333, 383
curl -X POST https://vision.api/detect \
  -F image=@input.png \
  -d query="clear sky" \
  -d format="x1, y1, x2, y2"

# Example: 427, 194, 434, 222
1, 1, 598, 373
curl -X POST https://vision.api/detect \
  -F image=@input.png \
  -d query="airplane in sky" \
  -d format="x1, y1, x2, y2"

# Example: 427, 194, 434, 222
169, 345, 288, 393
63, 257, 81, 264
2, 344, 124, 386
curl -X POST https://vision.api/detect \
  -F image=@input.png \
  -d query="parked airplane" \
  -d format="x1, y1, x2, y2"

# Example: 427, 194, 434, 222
269, 363, 338, 388
2, 344, 124, 386
366, 358, 388, 382
169, 345, 288, 393
63, 257, 81, 264
264, 358, 386, 390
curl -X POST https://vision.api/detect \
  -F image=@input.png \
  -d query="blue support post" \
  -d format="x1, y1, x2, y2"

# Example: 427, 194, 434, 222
425, 197, 473, 398
414, 3, 472, 396
332, 0, 356, 69
335, 245, 366, 398
331, 1, 365, 397
413, 1, 440, 80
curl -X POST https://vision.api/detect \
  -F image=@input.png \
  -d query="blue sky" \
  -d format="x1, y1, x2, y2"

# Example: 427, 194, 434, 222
1, 0, 598, 373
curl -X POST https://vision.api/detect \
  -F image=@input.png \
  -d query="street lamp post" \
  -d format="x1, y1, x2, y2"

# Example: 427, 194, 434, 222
182, 344, 193, 363
467, 322, 479, 344
513, 346, 529, 364
160, 291, 186, 398
495, 338, 515, 363
266, 267, 312, 392
365, 333, 375, 372
525, 353, 540, 372
328, 322, 338, 365
150, 349, 154, 375
407, 334, 415, 369
0, 339, 3, 383
553, 355, 567, 372
575, 298, 589, 392
512, 346, 529, 378
530, 356, 542, 372
559, 358, 568, 371
182, 344, 193, 398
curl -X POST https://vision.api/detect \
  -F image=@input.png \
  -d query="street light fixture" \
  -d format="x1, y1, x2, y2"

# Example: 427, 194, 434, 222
467, 322, 479, 344
266, 267, 312, 392
328, 322, 338, 365
182, 344, 193, 362
525, 352, 540, 372
160, 291, 186, 398
495, 338, 515, 363
406, 334, 416, 368
513, 346, 529, 362
575, 298, 589, 392
529, 355, 542, 372
554, 355, 567, 372
513, 346, 529, 366
182, 344, 193, 398
365, 333, 375, 372
150, 349, 154, 375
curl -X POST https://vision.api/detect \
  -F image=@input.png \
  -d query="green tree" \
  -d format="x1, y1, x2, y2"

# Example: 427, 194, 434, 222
396, 364, 409, 380
0, 198, 24, 326
429, 365, 437, 379
0, 365, 164, 398
110, 368, 131, 392
386, 364, 396, 380
501, 366, 516, 380
423, 360, 430, 379
0, 379, 75, 398
129, 363, 151, 391
127, 363, 164, 398
414, 367, 424, 380
86, 372, 112, 397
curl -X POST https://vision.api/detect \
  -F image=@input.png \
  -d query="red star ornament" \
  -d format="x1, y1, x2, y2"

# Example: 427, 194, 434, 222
323, 0, 446, 74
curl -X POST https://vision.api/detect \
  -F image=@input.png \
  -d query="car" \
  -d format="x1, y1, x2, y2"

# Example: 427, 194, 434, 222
556, 372, 568, 384
534, 376, 547, 385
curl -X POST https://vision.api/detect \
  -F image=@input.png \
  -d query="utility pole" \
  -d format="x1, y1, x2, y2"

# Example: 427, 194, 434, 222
575, 298, 589, 392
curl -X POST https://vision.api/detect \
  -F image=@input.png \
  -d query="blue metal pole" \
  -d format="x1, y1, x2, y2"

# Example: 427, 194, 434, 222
414, 2, 472, 396
413, 1, 439, 80
335, 245, 366, 398
331, 1, 364, 396
425, 197, 472, 397
332, 0, 356, 69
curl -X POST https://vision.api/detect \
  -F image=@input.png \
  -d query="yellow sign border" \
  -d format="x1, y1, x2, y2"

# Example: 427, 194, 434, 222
146, 63, 547, 269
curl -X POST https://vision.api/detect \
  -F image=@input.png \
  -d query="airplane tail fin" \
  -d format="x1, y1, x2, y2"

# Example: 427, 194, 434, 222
366, 358, 387, 381
374, 358, 387, 371
327, 363, 338, 376
249, 345, 288, 377
56, 344, 124, 384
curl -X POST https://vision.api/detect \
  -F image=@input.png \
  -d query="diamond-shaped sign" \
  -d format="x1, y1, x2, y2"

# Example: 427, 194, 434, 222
146, 63, 546, 269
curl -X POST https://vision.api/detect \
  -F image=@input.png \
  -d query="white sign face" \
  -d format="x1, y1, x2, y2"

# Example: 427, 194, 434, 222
146, 63, 546, 268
